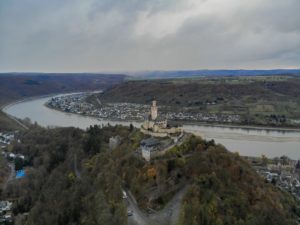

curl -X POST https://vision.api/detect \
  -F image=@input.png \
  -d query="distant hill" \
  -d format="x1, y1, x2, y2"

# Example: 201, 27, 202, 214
130, 69, 300, 79
98, 75, 300, 127
0, 73, 127, 106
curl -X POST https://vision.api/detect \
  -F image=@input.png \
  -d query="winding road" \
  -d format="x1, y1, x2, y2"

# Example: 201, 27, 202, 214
126, 185, 189, 225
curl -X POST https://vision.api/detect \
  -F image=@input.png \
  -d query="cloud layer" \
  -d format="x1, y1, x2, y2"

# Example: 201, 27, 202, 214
0, 0, 299, 72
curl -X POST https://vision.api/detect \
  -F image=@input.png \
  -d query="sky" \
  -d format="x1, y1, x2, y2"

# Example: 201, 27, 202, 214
0, 0, 299, 72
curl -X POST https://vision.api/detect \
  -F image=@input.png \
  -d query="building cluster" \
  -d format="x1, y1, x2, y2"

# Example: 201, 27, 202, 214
0, 201, 13, 224
1, 151, 25, 160
166, 112, 241, 123
252, 157, 300, 201
102, 103, 149, 120
47, 94, 95, 115
47, 94, 149, 120
140, 100, 184, 161
291, 119, 300, 125
1, 151, 26, 182
0, 132, 16, 148
107, 100, 185, 162
0, 152, 26, 223
47, 93, 241, 123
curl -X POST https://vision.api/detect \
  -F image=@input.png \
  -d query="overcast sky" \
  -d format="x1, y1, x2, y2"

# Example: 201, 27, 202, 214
0, 0, 299, 72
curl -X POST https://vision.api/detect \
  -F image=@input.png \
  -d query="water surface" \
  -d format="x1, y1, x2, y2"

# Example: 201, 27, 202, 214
4, 94, 300, 159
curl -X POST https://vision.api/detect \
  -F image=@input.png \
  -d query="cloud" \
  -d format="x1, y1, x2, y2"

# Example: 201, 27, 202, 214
0, 0, 299, 72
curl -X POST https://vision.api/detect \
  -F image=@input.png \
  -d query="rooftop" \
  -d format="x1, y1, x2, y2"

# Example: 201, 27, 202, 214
140, 138, 161, 147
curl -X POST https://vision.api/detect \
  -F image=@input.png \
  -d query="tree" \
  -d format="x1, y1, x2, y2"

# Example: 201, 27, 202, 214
129, 123, 134, 132
261, 154, 268, 166
15, 157, 24, 171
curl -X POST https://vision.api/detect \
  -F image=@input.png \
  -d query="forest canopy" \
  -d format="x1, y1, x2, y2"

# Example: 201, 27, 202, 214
2, 125, 299, 225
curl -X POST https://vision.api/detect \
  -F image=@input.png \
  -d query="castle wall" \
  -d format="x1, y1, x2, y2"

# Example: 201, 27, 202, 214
140, 128, 169, 137
140, 127, 182, 137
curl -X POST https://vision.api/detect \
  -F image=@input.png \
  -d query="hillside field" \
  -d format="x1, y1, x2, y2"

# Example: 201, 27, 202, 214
98, 75, 300, 127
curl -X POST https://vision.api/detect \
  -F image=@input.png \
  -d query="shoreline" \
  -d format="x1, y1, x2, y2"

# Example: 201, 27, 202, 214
1, 93, 76, 111
0, 91, 103, 131
45, 103, 300, 133
44, 103, 141, 125
0, 90, 103, 111
180, 120, 300, 132
3, 91, 300, 133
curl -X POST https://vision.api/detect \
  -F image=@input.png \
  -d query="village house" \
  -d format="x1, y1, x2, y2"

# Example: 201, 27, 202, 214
0, 201, 13, 224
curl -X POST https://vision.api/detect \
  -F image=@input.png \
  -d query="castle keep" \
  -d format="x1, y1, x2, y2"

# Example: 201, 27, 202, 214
141, 100, 182, 137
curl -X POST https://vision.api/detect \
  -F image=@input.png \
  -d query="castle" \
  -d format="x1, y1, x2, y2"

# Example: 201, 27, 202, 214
141, 100, 182, 137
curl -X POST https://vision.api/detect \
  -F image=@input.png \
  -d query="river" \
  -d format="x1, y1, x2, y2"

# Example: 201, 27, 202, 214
3, 94, 300, 159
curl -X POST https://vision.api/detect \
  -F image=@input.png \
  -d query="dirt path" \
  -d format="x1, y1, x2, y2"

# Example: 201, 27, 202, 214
147, 186, 188, 225
74, 153, 81, 179
126, 190, 151, 225
126, 185, 189, 225
3, 163, 15, 190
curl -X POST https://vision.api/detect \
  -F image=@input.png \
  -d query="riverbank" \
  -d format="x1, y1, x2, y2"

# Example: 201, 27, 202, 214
46, 101, 300, 133
1, 91, 104, 130
1, 90, 104, 111
0, 93, 74, 131
4, 92, 300, 159
3, 91, 300, 133
178, 120, 300, 132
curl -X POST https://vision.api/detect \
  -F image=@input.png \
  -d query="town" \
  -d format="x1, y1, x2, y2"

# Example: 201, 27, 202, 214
46, 93, 241, 123
0, 150, 26, 224
0, 132, 16, 149
248, 156, 300, 204
0, 132, 25, 225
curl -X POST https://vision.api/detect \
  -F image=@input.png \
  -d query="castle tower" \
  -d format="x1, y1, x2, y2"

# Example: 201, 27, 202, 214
151, 100, 158, 120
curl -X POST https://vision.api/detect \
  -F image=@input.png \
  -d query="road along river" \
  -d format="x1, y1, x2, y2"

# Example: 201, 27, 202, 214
3, 94, 300, 159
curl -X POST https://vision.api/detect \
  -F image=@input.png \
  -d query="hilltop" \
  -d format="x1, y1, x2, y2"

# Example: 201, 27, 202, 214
2, 125, 299, 225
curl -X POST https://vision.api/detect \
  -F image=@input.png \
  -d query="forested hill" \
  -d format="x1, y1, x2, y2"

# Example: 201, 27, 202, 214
0, 73, 126, 131
100, 76, 300, 107
98, 76, 300, 127
4, 125, 299, 225
0, 73, 126, 106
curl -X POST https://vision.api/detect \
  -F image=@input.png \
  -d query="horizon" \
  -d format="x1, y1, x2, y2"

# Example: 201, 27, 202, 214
1, 68, 300, 75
